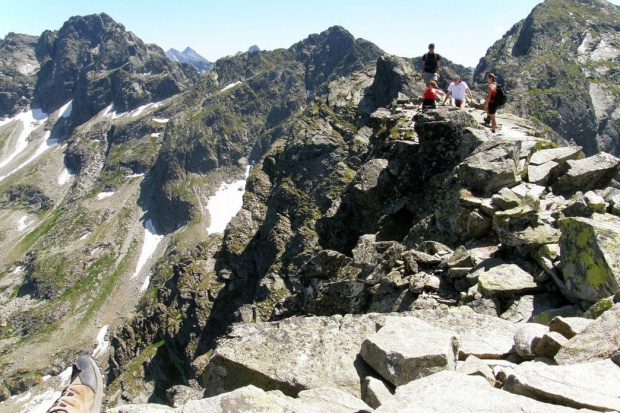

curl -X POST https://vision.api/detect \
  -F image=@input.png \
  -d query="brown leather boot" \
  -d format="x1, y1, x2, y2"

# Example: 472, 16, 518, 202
48, 355, 103, 413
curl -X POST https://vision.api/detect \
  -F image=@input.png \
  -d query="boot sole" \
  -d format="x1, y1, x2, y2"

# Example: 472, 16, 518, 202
84, 356, 104, 413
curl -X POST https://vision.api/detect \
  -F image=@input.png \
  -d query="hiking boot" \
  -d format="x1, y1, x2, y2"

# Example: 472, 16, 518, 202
483, 116, 491, 125
48, 355, 103, 413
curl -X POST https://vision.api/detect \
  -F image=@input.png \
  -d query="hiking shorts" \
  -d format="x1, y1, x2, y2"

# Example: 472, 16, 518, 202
424, 72, 438, 85
455, 99, 465, 107
487, 101, 499, 115
422, 98, 436, 109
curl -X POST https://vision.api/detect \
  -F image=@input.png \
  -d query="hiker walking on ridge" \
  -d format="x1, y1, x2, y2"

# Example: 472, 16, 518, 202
444, 75, 473, 108
421, 43, 440, 85
484, 73, 499, 133
422, 80, 445, 110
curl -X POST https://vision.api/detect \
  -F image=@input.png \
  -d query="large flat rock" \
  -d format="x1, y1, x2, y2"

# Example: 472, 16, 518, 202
504, 359, 620, 412
477, 263, 539, 297
552, 152, 620, 195
360, 316, 459, 386
555, 303, 620, 365
458, 147, 521, 194
375, 370, 585, 412
412, 309, 518, 359
199, 314, 379, 398
528, 160, 558, 186
529, 147, 583, 166
199, 309, 519, 401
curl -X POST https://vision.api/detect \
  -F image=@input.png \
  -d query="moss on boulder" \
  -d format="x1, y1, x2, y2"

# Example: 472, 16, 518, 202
558, 214, 620, 303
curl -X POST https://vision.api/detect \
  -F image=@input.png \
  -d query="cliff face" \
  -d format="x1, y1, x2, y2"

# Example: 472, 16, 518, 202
0, 33, 40, 117
474, 0, 620, 156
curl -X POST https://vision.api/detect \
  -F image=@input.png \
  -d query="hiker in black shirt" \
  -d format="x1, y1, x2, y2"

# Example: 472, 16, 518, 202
422, 43, 440, 85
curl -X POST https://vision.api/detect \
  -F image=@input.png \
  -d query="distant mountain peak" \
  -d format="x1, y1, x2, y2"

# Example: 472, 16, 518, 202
61, 12, 126, 37
165, 47, 213, 73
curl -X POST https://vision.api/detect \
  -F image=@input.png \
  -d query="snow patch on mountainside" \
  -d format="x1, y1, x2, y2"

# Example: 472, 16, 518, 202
96, 192, 114, 200
130, 101, 162, 118
17, 216, 30, 231
221, 81, 242, 92
0, 130, 54, 182
101, 104, 126, 119
58, 167, 72, 185
207, 165, 251, 234
131, 219, 164, 279
59, 100, 73, 118
92, 325, 110, 358
140, 275, 150, 292
0, 108, 48, 170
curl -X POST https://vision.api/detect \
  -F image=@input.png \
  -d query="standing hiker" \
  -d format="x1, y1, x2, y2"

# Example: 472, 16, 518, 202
484, 73, 499, 133
444, 75, 473, 108
422, 43, 440, 85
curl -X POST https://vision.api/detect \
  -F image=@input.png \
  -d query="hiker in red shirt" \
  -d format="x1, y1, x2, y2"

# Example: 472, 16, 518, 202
484, 73, 499, 133
422, 81, 445, 109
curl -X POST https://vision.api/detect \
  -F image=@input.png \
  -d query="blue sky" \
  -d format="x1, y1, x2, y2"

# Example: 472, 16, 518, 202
2, 0, 620, 67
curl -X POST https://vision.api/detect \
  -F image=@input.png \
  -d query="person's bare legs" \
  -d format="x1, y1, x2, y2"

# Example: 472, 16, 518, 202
489, 113, 497, 132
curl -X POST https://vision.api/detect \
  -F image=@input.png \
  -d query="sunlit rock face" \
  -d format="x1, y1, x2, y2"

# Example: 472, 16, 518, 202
474, 0, 620, 156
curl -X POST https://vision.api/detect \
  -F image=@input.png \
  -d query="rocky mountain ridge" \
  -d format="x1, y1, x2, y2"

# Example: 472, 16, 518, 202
104, 62, 620, 408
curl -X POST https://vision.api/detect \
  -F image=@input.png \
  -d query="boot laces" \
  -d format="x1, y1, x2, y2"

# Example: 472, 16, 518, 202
47, 384, 85, 413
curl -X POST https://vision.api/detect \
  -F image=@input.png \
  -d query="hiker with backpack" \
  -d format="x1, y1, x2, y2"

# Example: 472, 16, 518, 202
444, 75, 473, 108
421, 43, 440, 85
484, 73, 503, 133
422, 80, 445, 110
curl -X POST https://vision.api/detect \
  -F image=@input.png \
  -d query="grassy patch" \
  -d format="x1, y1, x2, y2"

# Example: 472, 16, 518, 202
0, 128, 12, 153
13, 209, 63, 257
82, 241, 136, 323
107, 339, 166, 396
100, 168, 124, 189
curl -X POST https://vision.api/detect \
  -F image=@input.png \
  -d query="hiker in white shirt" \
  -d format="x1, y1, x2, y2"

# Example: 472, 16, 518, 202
444, 75, 473, 108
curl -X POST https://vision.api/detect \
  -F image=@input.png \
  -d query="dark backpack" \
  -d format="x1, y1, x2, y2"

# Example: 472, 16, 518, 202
423, 53, 440, 72
495, 84, 507, 106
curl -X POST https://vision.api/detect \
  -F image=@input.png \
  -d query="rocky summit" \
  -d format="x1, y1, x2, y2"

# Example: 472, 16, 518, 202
165, 47, 214, 74
2, 3, 620, 413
